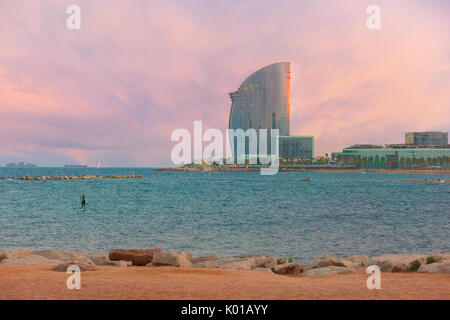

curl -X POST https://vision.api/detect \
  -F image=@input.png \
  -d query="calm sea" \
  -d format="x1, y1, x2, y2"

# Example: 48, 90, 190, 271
0, 167, 449, 261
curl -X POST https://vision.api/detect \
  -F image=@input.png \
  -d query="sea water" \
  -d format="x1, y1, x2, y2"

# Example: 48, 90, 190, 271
0, 167, 448, 261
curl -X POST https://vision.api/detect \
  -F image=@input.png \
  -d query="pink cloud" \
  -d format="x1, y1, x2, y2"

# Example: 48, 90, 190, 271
0, 0, 448, 166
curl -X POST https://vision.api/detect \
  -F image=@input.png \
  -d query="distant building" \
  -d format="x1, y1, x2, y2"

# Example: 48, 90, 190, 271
405, 131, 448, 146
6, 162, 37, 168
332, 131, 450, 169
347, 144, 383, 149
228, 62, 313, 160
229, 62, 290, 137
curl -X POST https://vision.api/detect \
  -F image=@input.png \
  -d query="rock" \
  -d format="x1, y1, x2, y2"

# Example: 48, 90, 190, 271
234, 254, 278, 269
218, 258, 253, 270
6, 249, 31, 260
418, 260, 450, 274
298, 262, 314, 272
272, 263, 303, 275
254, 256, 277, 269
191, 256, 219, 264
303, 266, 353, 276
193, 259, 221, 268
2, 254, 62, 265
253, 267, 274, 273
179, 251, 193, 262
118, 260, 132, 267
425, 252, 450, 263
367, 254, 427, 272
151, 252, 192, 268
0, 249, 7, 263
86, 253, 118, 266
108, 248, 162, 266
192, 257, 257, 270
343, 255, 370, 267
312, 255, 369, 269
32, 250, 93, 265
53, 262, 97, 272
313, 255, 347, 268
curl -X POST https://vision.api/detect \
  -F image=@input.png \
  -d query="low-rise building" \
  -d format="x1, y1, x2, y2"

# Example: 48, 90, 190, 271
279, 136, 314, 159
332, 131, 450, 169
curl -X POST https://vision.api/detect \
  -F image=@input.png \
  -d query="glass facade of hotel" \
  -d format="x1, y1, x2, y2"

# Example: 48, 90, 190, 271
279, 136, 314, 159
228, 62, 314, 159
229, 62, 290, 136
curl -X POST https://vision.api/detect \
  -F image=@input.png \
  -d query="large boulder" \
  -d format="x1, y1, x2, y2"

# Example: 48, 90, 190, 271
303, 266, 353, 276
86, 253, 118, 266
253, 268, 274, 273
218, 258, 253, 270
0, 249, 7, 263
32, 250, 93, 265
312, 255, 369, 269
53, 261, 97, 272
191, 256, 219, 264
109, 248, 162, 266
151, 252, 192, 268
2, 254, 62, 265
343, 255, 370, 267
425, 252, 450, 263
6, 249, 31, 260
418, 260, 450, 274
182, 252, 193, 262
298, 262, 314, 272
234, 255, 278, 269
117, 260, 132, 267
192, 257, 257, 270
193, 259, 222, 268
313, 255, 347, 268
367, 254, 427, 272
272, 263, 303, 275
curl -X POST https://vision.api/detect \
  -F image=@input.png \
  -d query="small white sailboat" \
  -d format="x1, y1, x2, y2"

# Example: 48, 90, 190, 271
97, 162, 101, 169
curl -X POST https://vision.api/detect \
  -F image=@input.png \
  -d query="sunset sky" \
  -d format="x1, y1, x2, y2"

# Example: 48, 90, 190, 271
1, 0, 449, 166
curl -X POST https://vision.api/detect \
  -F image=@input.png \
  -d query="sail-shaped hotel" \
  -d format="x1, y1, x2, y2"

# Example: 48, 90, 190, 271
229, 62, 313, 159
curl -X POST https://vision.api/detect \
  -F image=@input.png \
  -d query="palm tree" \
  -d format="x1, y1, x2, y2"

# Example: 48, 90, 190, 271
399, 157, 405, 169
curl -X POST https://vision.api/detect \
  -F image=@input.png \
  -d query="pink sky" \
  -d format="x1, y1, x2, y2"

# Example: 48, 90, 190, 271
0, 0, 449, 166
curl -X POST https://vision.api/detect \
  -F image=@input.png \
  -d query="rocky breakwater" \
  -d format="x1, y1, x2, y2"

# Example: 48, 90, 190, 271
1, 248, 449, 276
0, 249, 132, 271
0, 175, 142, 181
367, 253, 450, 273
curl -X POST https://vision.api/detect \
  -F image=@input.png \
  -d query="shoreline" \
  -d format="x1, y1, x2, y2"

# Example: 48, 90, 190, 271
0, 175, 142, 181
1, 248, 449, 299
155, 167, 450, 174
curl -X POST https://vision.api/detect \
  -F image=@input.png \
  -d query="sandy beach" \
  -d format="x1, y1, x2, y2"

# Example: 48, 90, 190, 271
0, 265, 449, 300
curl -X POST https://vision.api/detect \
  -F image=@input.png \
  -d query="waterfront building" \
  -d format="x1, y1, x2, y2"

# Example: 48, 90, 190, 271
332, 132, 450, 169
229, 62, 290, 136
228, 62, 313, 159
405, 131, 448, 146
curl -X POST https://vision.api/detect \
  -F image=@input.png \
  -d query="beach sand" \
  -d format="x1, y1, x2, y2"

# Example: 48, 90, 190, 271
0, 265, 449, 300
